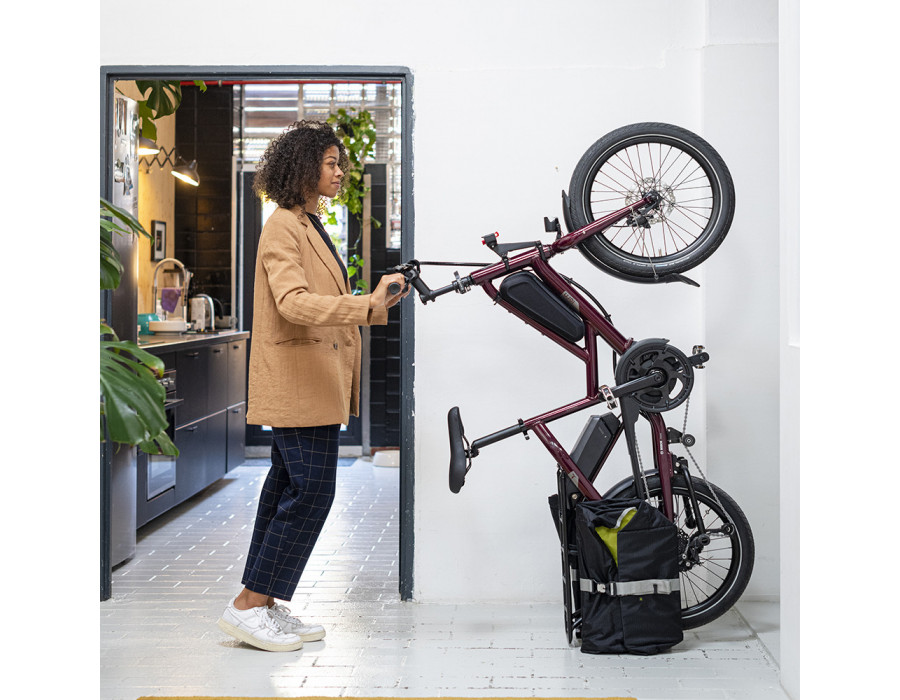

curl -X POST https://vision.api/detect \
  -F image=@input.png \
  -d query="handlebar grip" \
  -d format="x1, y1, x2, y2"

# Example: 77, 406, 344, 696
388, 282, 402, 295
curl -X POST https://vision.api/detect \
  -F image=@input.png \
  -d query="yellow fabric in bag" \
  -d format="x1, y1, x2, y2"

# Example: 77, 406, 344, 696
594, 507, 637, 565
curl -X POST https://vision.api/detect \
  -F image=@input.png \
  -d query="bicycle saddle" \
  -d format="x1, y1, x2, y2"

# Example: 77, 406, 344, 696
448, 406, 469, 493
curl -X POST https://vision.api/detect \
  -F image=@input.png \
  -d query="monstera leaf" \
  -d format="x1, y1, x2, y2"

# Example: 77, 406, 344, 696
135, 80, 183, 119
100, 197, 149, 290
100, 323, 178, 456
133, 80, 205, 140
100, 198, 175, 455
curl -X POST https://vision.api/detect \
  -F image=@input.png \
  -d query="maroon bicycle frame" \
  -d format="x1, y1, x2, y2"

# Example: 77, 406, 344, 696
460, 196, 676, 518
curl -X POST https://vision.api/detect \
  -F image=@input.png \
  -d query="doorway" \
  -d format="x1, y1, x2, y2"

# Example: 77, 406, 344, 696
100, 66, 415, 601
231, 80, 403, 454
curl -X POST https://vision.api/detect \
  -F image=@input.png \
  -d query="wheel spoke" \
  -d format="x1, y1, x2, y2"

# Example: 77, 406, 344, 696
670, 162, 705, 192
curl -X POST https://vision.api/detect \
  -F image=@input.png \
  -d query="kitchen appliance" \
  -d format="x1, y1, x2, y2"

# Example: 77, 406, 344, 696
190, 294, 216, 331
147, 369, 181, 498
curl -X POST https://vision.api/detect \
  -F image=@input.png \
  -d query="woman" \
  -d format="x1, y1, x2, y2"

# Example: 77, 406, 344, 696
217, 121, 407, 652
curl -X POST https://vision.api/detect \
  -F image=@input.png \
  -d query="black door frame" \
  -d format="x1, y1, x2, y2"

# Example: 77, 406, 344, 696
100, 65, 416, 601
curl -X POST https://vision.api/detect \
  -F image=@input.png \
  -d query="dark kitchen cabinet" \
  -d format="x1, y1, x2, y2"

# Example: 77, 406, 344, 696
226, 338, 247, 471
174, 418, 208, 502
226, 402, 247, 471
208, 343, 228, 413
227, 339, 247, 407
176, 348, 208, 426
205, 409, 228, 484
138, 333, 249, 528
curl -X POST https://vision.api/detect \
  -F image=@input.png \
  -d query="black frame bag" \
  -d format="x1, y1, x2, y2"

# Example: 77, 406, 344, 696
575, 497, 683, 654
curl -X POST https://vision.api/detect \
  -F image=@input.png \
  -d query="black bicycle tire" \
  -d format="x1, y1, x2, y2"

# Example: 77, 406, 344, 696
603, 473, 754, 629
568, 122, 735, 280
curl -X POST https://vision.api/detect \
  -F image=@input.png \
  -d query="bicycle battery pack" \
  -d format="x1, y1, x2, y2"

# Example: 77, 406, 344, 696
570, 413, 620, 485
498, 271, 584, 343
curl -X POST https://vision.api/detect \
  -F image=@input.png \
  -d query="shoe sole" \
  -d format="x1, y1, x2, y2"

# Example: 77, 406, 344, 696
298, 628, 326, 642
217, 617, 304, 652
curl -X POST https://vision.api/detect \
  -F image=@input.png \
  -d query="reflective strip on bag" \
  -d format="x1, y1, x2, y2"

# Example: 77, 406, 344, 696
579, 578, 681, 596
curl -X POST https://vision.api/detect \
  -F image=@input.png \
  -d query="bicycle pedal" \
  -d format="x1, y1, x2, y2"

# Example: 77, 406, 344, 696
599, 385, 617, 409
691, 345, 708, 368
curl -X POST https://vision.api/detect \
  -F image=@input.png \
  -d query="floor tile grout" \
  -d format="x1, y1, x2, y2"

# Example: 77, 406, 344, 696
101, 458, 788, 700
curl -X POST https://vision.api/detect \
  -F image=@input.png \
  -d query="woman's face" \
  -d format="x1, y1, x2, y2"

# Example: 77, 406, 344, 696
316, 145, 344, 199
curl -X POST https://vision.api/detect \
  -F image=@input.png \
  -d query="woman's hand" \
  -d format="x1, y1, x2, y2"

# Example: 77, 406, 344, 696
369, 273, 410, 309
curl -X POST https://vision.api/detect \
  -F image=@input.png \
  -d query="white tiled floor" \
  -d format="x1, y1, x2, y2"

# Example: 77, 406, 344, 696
100, 458, 789, 700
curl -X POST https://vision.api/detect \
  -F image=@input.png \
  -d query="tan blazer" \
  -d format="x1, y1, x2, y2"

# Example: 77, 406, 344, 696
246, 205, 388, 428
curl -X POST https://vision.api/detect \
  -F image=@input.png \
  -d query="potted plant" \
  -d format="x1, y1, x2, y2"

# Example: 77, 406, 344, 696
100, 197, 177, 456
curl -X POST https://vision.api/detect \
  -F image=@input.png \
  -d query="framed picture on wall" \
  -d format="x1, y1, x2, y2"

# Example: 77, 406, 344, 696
151, 220, 166, 261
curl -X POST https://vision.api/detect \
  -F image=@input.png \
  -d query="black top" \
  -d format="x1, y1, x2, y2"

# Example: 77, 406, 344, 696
306, 213, 348, 286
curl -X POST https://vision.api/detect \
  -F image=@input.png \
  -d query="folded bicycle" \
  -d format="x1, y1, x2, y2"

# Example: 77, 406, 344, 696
391, 123, 754, 644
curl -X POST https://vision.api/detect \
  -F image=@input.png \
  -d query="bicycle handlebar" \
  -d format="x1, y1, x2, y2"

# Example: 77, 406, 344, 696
388, 261, 473, 304
387, 192, 664, 304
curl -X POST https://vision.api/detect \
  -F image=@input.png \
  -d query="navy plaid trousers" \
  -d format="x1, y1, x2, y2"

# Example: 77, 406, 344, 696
241, 425, 340, 600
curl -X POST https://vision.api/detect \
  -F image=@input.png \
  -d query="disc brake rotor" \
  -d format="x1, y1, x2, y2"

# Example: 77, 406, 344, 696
625, 178, 676, 225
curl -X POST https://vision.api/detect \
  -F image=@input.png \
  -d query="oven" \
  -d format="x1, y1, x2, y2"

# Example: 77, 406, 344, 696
147, 368, 181, 499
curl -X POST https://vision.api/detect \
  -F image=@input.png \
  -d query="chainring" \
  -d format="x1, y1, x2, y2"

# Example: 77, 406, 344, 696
614, 338, 694, 413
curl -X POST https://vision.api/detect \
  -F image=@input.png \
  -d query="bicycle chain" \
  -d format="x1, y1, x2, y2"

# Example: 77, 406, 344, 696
679, 395, 727, 514
630, 363, 726, 517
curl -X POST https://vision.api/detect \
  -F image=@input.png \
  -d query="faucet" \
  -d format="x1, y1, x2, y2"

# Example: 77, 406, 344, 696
152, 258, 192, 322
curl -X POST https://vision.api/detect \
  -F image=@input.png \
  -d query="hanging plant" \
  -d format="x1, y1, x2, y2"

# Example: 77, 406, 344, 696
121, 80, 207, 141
326, 107, 380, 294
327, 107, 380, 227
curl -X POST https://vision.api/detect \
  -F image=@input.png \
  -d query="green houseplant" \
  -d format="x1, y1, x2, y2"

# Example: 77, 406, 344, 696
325, 107, 379, 294
101, 80, 209, 456
128, 79, 206, 141
100, 197, 177, 456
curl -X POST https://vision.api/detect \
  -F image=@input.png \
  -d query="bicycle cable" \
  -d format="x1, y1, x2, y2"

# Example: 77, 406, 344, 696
560, 273, 618, 371
633, 436, 652, 503
416, 260, 491, 267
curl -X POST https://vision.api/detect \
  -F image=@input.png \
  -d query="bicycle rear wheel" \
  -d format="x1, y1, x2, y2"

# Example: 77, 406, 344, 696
568, 123, 735, 281
603, 473, 754, 629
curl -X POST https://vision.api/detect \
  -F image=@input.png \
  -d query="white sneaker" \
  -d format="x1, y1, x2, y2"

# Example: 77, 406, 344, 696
268, 604, 326, 642
217, 597, 304, 651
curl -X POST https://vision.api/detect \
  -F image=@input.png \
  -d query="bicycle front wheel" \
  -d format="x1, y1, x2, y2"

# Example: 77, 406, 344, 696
568, 123, 735, 281
603, 473, 754, 629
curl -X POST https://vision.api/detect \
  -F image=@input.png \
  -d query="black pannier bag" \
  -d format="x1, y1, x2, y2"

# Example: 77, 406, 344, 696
574, 497, 683, 655
497, 271, 584, 344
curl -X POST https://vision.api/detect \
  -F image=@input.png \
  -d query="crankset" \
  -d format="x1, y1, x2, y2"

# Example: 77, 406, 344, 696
615, 338, 702, 413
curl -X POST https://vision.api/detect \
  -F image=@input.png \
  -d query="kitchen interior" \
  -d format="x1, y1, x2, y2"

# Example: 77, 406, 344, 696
105, 77, 405, 580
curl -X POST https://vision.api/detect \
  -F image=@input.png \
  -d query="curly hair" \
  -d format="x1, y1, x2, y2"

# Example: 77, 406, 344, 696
252, 120, 349, 209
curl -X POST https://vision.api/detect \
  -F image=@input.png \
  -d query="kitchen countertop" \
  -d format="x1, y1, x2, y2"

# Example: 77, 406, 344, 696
138, 329, 250, 352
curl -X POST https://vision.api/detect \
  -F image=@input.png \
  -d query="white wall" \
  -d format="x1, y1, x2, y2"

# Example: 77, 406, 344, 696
779, 1, 800, 695
786, 4, 900, 698
701, 0, 780, 603
99, 0, 780, 604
